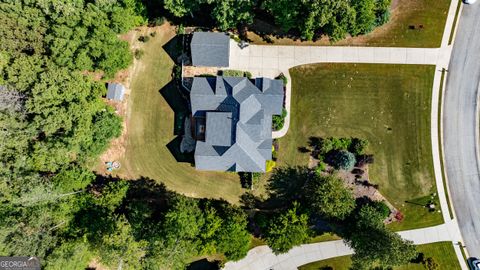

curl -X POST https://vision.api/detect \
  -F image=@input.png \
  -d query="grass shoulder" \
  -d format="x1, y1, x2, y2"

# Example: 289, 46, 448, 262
298, 241, 461, 270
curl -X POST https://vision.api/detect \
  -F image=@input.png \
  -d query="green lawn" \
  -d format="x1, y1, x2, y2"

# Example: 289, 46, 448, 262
248, 0, 451, 48
118, 26, 244, 203
279, 64, 443, 230
298, 242, 461, 270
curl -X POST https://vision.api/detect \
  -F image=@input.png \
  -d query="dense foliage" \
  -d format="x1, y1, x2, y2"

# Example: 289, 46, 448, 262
265, 202, 312, 254
330, 150, 356, 171
1, 0, 144, 77
257, 166, 416, 267
0, 0, 142, 174
163, 0, 392, 41
344, 205, 417, 269
304, 174, 356, 219
272, 108, 287, 131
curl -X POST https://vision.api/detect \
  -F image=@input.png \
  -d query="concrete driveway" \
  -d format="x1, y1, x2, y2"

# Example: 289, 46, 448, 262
229, 42, 446, 78
223, 220, 464, 270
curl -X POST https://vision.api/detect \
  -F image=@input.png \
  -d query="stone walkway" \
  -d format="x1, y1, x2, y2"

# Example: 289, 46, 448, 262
224, 0, 469, 269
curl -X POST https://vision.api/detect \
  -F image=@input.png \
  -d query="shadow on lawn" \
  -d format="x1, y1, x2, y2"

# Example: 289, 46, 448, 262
162, 34, 184, 64
160, 80, 194, 164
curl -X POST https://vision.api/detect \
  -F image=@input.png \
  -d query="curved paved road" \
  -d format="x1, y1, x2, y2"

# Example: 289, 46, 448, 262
444, 3, 480, 257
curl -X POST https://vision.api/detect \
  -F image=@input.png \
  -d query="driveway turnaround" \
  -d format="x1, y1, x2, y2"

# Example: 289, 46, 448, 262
443, 2, 480, 257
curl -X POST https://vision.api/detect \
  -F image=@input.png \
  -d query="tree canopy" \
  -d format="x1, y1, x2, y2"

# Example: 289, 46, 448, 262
162, 0, 392, 41
344, 205, 417, 269
265, 202, 312, 254
304, 174, 356, 219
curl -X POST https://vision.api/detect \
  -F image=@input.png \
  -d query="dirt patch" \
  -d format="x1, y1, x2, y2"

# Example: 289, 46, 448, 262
88, 258, 109, 270
183, 66, 218, 77
391, 0, 400, 9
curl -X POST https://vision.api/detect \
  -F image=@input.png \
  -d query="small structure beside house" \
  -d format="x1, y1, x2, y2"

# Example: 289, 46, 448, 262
190, 76, 284, 172
190, 32, 230, 67
106, 83, 125, 101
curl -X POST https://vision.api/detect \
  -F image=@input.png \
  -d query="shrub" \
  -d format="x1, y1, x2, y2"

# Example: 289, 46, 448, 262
150, 31, 157, 37
272, 108, 287, 131
329, 150, 356, 171
356, 154, 375, 167
331, 137, 351, 150
230, 35, 241, 43
177, 24, 185, 35
151, 17, 165, 26
372, 201, 391, 219
239, 172, 252, 189
266, 160, 276, 172
222, 69, 250, 77
349, 138, 369, 156
424, 257, 439, 270
138, 35, 150, 43
173, 65, 182, 79
316, 161, 327, 173
134, 49, 144, 60
411, 252, 425, 264
377, 9, 391, 26
395, 211, 404, 222
272, 148, 278, 161
275, 73, 288, 86
318, 138, 334, 155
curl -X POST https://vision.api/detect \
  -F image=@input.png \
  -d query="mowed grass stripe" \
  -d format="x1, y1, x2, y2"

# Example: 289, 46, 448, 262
279, 63, 442, 230
119, 27, 243, 203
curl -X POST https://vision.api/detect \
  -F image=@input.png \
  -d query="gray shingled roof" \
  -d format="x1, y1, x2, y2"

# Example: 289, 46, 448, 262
191, 32, 230, 67
206, 112, 233, 147
106, 83, 125, 101
191, 76, 284, 172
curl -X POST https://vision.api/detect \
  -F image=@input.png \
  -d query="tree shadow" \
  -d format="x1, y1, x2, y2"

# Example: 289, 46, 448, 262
297, 146, 310, 153
187, 258, 221, 270
241, 166, 311, 211
266, 166, 309, 205
246, 12, 325, 43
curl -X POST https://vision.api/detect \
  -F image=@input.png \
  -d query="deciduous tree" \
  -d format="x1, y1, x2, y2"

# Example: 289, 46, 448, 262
265, 202, 311, 254
304, 174, 355, 219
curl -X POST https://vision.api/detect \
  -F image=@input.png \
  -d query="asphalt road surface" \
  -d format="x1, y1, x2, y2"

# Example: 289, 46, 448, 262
444, 3, 480, 257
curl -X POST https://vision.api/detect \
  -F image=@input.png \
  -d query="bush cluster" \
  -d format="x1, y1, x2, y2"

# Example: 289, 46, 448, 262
221, 69, 252, 78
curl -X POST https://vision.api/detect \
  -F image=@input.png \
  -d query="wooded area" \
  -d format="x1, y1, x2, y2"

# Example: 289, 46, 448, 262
162, 0, 391, 41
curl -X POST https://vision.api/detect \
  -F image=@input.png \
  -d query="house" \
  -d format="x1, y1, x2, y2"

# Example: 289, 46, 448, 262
106, 83, 125, 101
191, 32, 230, 67
190, 76, 284, 172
